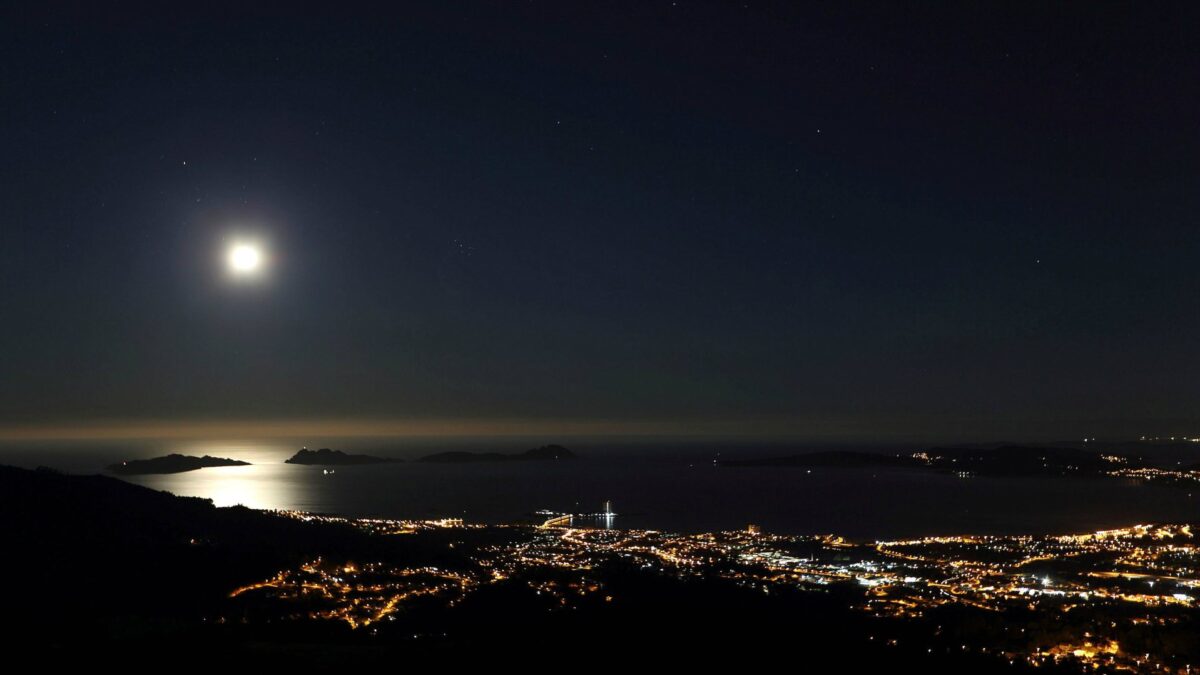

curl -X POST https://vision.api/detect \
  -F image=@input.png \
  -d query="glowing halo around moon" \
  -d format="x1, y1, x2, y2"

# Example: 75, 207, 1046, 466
225, 241, 267, 279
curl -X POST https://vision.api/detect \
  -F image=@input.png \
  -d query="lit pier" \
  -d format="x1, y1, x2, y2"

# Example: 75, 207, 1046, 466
539, 501, 617, 529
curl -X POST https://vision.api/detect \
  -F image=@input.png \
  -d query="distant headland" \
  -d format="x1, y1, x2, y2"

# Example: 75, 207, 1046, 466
719, 445, 1140, 475
419, 445, 575, 463
108, 454, 250, 475
284, 448, 398, 466
718, 444, 1190, 483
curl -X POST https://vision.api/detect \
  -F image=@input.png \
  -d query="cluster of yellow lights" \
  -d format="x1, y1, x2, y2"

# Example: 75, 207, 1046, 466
224, 516, 1200, 672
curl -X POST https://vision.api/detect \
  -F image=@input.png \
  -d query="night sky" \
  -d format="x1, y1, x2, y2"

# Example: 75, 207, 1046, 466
2, 3, 1198, 441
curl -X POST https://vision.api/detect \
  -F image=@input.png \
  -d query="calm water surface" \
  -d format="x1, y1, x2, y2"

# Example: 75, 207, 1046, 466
4, 440, 1198, 540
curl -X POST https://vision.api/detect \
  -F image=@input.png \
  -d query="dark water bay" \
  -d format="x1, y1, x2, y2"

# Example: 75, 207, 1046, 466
4, 440, 1198, 540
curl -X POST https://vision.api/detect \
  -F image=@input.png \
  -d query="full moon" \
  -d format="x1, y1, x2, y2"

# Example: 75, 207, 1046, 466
227, 243, 263, 274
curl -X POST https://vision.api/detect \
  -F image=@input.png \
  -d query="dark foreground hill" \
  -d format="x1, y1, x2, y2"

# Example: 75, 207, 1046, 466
0, 465, 449, 649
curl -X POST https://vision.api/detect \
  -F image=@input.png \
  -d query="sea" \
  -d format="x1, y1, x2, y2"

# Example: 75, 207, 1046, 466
4, 438, 1198, 540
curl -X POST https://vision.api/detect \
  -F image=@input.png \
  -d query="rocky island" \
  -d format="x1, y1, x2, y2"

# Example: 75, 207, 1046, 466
284, 448, 398, 465
419, 444, 575, 463
108, 454, 250, 475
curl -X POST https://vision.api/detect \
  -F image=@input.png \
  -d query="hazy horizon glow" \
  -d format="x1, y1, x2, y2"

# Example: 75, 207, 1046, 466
0, 415, 1193, 446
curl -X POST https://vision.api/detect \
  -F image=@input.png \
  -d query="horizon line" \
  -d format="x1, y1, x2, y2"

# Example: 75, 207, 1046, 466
0, 416, 1185, 444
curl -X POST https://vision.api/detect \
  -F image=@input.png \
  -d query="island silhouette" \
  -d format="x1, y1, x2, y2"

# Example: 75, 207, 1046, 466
284, 448, 399, 465
108, 454, 250, 475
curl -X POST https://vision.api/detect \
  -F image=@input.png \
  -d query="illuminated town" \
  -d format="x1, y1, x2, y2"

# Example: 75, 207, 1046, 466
227, 512, 1200, 673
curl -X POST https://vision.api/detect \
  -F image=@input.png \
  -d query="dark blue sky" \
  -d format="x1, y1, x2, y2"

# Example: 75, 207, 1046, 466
2, 3, 1198, 441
